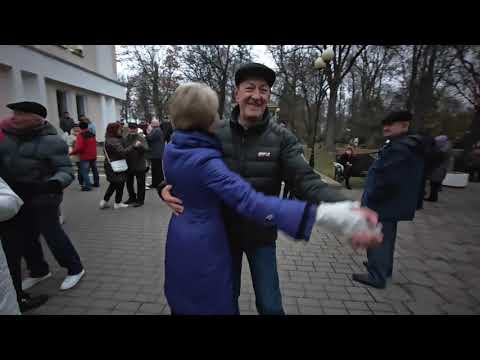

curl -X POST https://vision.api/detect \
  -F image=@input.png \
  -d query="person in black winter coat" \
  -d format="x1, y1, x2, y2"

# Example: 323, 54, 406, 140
338, 146, 356, 189
123, 123, 149, 207
146, 119, 165, 189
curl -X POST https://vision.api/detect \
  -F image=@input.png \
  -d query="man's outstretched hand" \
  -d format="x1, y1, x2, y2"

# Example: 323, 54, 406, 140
350, 207, 383, 250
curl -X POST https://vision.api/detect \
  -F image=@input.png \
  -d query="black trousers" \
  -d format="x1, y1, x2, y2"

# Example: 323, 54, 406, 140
428, 181, 442, 201
104, 181, 125, 204
150, 159, 164, 188
1, 197, 83, 301
127, 171, 146, 203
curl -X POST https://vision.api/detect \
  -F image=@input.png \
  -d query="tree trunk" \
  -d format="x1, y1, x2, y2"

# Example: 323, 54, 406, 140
326, 85, 338, 152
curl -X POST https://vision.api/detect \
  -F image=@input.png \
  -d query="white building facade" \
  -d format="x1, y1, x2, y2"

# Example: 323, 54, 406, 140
0, 45, 126, 142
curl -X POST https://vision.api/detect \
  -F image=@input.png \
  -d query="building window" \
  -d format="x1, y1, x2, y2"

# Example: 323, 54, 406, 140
59, 45, 84, 57
56, 90, 67, 119
76, 95, 86, 119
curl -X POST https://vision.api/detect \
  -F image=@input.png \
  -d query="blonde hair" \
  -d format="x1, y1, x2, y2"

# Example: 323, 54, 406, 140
168, 82, 219, 131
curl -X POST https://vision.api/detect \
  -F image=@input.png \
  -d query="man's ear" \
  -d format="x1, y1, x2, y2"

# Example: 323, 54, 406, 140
234, 88, 239, 103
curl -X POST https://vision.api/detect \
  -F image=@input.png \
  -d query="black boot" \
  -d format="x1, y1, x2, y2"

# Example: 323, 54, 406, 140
124, 197, 137, 205
352, 273, 386, 289
19, 293, 49, 313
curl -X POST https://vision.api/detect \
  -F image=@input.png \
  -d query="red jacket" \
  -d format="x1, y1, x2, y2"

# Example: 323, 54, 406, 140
70, 129, 97, 161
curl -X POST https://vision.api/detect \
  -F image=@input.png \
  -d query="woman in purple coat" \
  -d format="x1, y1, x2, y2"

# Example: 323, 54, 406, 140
163, 83, 382, 315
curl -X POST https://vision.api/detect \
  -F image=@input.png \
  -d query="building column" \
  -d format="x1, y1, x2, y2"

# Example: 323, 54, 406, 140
66, 91, 78, 121
35, 75, 48, 107
99, 95, 108, 142
9, 67, 24, 103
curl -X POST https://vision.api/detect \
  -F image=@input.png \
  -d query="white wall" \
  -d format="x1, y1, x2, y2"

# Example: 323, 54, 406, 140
0, 67, 10, 118
0, 45, 126, 101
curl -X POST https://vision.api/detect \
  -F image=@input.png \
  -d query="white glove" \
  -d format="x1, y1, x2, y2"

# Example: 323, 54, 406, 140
315, 201, 380, 237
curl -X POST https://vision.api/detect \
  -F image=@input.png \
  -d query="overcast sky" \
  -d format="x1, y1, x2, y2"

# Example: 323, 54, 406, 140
116, 45, 276, 77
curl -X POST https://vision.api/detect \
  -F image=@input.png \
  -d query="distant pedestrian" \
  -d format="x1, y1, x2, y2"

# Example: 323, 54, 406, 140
146, 119, 165, 190
124, 123, 149, 208
466, 141, 480, 182
60, 111, 75, 135
338, 146, 356, 190
424, 135, 452, 202
100, 123, 138, 210
70, 121, 99, 191
79, 115, 96, 135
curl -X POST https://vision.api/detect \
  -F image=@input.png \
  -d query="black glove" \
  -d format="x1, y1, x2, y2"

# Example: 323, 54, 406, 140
37, 180, 63, 194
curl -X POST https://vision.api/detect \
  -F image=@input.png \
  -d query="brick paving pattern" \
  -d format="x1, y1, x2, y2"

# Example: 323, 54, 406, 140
25, 175, 480, 315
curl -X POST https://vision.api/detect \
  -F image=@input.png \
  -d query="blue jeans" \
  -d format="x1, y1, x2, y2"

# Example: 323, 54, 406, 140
79, 160, 99, 189
232, 243, 284, 315
366, 221, 397, 286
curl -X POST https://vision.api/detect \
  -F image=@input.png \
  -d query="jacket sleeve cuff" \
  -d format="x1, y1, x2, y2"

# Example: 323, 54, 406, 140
296, 204, 318, 241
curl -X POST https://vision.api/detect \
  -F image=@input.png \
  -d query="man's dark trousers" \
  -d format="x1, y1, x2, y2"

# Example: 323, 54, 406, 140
150, 159, 164, 188
127, 171, 146, 204
1, 198, 83, 300
366, 221, 397, 286
231, 242, 284, 315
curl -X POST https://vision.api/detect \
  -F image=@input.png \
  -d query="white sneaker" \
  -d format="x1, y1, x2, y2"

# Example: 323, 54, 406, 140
114, 202, 128, 209
60, 269, 85, 290
99, 200, 110, 209
22, 272, 52, 291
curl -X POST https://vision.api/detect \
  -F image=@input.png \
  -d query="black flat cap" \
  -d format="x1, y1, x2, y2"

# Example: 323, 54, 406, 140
381, 111, 412, 125
7, 101, 47, 118
235, 63, 276, 88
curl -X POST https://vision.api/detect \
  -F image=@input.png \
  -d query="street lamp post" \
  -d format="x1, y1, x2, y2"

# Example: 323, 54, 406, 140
309, 46, 334, 168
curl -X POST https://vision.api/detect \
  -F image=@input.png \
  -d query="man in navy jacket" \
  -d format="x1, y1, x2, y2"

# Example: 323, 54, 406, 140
353, 111, 424, 289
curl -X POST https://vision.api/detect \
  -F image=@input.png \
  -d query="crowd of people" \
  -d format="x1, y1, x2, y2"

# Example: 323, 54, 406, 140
0, 62, 477, 315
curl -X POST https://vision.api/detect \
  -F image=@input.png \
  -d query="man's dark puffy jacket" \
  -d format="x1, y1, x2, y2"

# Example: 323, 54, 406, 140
361, 133, 424, 222
123, 133, 149, 173
0, 121, 74, 203
146, 127, 165, 160
216, 106, 346, 249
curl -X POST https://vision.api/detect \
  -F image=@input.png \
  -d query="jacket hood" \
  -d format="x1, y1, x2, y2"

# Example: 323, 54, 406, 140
230, 105, 271, 134
392, 133, 424, 155
172, 130, 222, 151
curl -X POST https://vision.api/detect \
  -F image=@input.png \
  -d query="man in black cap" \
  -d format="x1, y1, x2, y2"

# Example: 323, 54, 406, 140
60, 111, 76, 135
352, 110, 424, 289
0, 101, 85, 312
161, 63, 381, 315
124, 122, 149, 207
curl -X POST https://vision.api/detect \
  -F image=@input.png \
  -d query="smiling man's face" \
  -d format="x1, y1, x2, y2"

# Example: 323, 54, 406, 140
235, 78, 270, 123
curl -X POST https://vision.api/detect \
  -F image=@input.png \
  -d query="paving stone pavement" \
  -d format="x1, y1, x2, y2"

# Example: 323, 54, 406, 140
24, 177, 480, 315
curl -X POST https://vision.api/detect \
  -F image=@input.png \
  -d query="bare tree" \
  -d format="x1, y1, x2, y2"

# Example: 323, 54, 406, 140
446, 45, 480, 149
180, 45, 252, 118
314, 45, 367, 152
